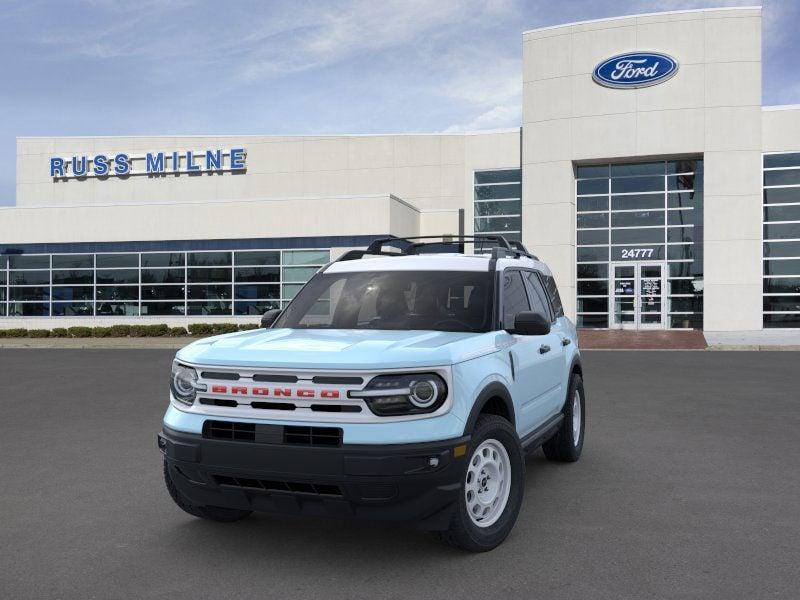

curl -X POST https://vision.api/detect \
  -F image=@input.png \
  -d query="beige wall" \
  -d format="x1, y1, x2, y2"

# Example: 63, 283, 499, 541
763, 106, 800, 152
522, 7, 763, 330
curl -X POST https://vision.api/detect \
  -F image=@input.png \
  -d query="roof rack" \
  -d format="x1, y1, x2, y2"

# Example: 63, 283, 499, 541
337, 235, 538, 262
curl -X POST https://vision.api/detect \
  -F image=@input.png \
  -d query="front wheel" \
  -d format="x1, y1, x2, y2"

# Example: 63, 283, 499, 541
542, 373, 585, 462
438, 415, 525, 552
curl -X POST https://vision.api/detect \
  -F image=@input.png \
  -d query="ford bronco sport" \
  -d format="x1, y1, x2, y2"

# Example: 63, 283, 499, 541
159, 235, 585, 551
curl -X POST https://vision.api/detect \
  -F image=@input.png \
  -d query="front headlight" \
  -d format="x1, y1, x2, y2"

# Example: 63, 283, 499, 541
170, 362, 205, 405
349, 373, 447, 416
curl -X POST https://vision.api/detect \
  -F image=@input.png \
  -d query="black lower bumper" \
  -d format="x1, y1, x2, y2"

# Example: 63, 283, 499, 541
158, 426, 470, 530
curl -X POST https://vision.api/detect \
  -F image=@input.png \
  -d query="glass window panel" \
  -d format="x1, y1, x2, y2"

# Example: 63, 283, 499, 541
9, 255, 49, 269
764, 153, 800, 168
52, 270, 93, 284
282, 250, 330, 266
577, 247, 609, 262
611, 162, 663, 177
576, 165, 608, 179
611, 210, 664, 228
282, 283, 305, 300
577, 213, 608, 229
474, 200, 521, 217
0, 272, 5, 285
577, 229, 608, 245
0, 288, 5, 301
669, 279, 703, 295
764, 170, 800, 186
233, 251, 279, 266
577, 280, 608, 295
188, 251, 231, 267
763, 296, 800, 312
187, 301, 232, 315
141, 253, 185, 267
283, 266, 320, 282
611, 176, 663, 194
474, 170, 521, 184
10, 271, 50, 285
670, 314, 703, 329
764, 223, 800, 240
52, 254, 93, 269
96, 254, 138, 268
234, 266, 280, 283
667, 174, 699, 191
474, 184, 521, 200
667, 209, 700, 226
576, 179, 607, 195
764, 313, 800, 327
0, 305, 5, 316
669, 262, 696, 277
577, 297, 608, 312
8, 302, 49, 316
10, 287, 50, 301
96, 286, 139, 301
667, 227, 695, 244
234, 284, 280, 300
763, 278, 800, 294
611, 246, 665, 261
235, 300, 281, 315
96, 302, 139, 316
96, 269, 138, 284
187, 284, 232, 300
667, 191, 702, 209
0, 255, 6, 269
763, 259, 800, 276
611, 228, 665, 244
669, 297, 703, 312
764, 204, 800, 222
577, 314, 608, 327
611, 194, 663, 211
763, 241, 800, 258
763, 188, 800, 204
577, 263, 608, 279
52, 286, 93, 301
501, 272, 531, 329
141, 285, 185, 300
142, 268, 185, 284
474, 216, 521, 233
667, 245, 695, 261
52, 302, 94, 316
577, 196, 608, 212
187, 267, 231, 283
667, 160, 701, 174
140, 302, 185, 316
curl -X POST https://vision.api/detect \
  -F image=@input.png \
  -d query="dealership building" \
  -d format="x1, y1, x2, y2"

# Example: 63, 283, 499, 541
2, 6, 799, 333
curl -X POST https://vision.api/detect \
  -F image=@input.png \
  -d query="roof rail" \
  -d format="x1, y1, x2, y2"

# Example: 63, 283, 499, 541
333, 235, 538, 262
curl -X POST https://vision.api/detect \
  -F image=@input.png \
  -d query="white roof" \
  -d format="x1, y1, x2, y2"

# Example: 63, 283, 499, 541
325, 253, 551, 275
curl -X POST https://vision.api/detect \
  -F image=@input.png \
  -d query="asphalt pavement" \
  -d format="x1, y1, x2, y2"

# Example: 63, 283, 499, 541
1, 349, 798, 599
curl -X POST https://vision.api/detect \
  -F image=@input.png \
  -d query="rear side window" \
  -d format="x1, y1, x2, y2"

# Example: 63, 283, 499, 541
502, 271, 531, 330
522, 271, 552, 321
542, 275, 564, 318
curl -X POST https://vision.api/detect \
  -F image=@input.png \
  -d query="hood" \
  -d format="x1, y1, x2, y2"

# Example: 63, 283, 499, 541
176, 328, 500, 370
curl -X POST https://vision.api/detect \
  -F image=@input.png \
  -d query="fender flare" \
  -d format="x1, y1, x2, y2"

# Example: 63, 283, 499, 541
569, 353, 583, 378
463, 381, 516, 435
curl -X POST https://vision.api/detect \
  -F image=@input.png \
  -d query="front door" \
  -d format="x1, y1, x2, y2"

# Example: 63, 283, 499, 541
610, 262, 666, 330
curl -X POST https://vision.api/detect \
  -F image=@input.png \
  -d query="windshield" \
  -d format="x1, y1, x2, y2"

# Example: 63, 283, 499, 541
274, 270, 494, 332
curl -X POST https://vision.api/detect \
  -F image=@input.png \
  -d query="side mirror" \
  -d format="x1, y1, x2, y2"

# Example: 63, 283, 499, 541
509, 311, 551, 336
260, 308, 282, 329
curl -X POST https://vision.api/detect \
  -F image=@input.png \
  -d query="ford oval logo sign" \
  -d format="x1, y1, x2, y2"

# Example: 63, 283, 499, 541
593, 52, 679, 89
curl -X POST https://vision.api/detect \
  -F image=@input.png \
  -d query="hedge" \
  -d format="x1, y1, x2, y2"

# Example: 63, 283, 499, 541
0, 323, 261, 338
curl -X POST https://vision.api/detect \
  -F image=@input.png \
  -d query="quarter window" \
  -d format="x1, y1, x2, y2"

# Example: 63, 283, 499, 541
502, 271, 530, 330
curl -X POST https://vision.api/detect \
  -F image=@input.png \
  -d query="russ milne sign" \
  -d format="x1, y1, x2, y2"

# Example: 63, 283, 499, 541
49, 148, 246, 179
593, 52, 678, 89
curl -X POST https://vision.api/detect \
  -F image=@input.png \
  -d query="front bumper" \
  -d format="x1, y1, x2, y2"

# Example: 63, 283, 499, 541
159, 425, 470, 530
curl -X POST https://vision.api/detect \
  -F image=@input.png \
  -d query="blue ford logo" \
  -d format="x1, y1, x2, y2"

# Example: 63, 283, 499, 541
593, 52, 678, 89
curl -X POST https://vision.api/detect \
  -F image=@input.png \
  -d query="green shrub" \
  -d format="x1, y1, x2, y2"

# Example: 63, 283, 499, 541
67, 326, 93, 338
92, 327, 112, 338
4, 328, 28, 338
28, 329, 51, 338
168, 326, 188, 337
188, 323, 213, 336
238, 323, 260, 331
211, 323, 239, 335
144, 324, 169, 337
109, 324, 132, 337
51, 328, 70, 338
129, 325, 148, 337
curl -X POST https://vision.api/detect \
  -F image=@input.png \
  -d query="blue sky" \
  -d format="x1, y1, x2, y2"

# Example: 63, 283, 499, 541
1, 0, 798, 206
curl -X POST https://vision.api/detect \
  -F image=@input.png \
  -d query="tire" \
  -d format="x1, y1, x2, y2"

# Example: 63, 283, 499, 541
438, 414, 525, 552
542, 373, 585, 462
163, 460, 252, 523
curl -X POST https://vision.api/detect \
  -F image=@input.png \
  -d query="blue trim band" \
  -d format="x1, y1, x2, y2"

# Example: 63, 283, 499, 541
0, 235, 387, 255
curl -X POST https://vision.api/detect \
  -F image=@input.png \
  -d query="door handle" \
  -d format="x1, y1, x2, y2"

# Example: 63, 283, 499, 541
539, 344, 551, 354
561, 338, 571, 346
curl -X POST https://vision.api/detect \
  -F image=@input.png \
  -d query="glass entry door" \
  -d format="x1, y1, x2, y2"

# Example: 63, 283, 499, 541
610, 262, 666, 329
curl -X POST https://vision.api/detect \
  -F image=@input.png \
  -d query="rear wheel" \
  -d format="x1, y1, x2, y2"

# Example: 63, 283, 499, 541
439, 415, 525, 552
163, 460, 251, 523
542, 373, 585, 462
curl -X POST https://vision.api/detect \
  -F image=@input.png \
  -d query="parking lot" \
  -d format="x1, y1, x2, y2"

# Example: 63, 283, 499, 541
1, 349, 798, 599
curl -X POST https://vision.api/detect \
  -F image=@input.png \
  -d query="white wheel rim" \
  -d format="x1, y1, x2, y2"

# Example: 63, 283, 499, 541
464, 439, 511, 528
572, 389, 581, 446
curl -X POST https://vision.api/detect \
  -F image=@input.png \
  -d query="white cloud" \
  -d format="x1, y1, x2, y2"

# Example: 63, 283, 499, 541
442, 103, 521, 132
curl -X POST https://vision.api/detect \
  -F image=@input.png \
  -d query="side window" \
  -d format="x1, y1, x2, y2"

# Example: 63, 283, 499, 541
502, 270, 531, 330
543, 275, 565, 318
522, 271, 552, 321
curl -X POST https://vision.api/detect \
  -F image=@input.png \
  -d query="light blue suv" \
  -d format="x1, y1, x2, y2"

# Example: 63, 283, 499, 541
159, 236, 585, 551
